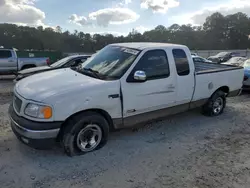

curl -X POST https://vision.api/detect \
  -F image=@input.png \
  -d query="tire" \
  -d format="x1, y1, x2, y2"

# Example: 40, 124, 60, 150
62, 112, 109, 156
202, 90, 226, 116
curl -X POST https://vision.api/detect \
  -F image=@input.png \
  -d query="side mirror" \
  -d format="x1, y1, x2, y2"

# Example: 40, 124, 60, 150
134, 70, 147, 82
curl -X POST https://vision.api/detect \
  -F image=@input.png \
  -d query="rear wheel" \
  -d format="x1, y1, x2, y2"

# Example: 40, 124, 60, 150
202, 90, 226, 116
62, 112, 109, 156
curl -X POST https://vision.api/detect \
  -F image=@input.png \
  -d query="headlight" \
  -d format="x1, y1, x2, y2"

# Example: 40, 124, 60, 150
24, 103, 52, 119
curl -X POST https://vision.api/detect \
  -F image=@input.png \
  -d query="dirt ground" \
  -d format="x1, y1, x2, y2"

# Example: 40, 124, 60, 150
1, 78, 250, 188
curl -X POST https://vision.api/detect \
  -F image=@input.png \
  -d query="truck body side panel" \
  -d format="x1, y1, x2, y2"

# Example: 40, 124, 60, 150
170, 46, 195, 106
193, 68, 244, 102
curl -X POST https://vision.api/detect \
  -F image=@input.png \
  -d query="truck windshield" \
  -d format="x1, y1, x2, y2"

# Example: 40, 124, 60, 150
79, 45, 140, 80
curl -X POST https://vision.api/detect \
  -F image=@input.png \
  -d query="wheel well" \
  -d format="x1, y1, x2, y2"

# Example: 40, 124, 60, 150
216, 86, 229, 94
57, 109, 114, 141
21, 64, 36, 70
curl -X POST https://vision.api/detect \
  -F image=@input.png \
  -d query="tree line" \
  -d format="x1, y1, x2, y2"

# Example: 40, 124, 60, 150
0, 12, 250, 52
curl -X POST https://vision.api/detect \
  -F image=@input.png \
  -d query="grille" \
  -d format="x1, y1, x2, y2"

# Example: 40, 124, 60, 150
13, 95, 22, 113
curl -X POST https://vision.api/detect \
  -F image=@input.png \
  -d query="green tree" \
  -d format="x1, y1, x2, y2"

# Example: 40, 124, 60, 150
0, 11, 249, 52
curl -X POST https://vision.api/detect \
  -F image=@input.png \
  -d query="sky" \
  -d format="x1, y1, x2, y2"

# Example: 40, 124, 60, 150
1, 0, 250, 36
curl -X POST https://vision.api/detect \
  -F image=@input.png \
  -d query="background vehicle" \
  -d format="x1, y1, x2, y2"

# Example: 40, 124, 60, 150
222, 57, 247, 67
9, 43, 243, 156
15, 55, 91, 81
208, 52, 235, 63
242, 59, 250, 89
0, 48, 49, 75
192, 55, 213, 63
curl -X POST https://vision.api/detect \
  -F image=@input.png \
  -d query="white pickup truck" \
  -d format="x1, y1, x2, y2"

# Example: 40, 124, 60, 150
9, 43, 243, 156
0, 48, 50, 75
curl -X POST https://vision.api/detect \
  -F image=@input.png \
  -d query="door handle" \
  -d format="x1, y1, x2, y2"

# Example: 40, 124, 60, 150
167, 84, 175, 89
8, 60, 14, 62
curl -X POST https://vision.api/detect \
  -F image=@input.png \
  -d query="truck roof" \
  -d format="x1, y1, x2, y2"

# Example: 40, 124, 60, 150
110, 42, 186, 50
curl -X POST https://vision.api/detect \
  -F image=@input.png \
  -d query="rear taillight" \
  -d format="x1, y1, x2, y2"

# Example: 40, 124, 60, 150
46, 58, 50, 66
244, 75, 248, 81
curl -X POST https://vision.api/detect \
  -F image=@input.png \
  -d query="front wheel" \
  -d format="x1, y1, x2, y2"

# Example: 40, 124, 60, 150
62, 112, 109, 156
202, 90, 226, 116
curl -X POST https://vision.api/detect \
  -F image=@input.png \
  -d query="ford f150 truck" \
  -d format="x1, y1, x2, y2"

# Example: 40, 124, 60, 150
8, 43, 244, 156
0, 48, 50, 75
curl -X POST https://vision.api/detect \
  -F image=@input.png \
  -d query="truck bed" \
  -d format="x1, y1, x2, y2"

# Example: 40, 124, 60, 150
194, 62, 243, 75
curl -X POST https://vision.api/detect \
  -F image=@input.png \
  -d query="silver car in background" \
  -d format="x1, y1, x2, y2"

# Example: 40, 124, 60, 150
0, 48, 49, 75
192, 55, 213, 63
15, 55, 91, 81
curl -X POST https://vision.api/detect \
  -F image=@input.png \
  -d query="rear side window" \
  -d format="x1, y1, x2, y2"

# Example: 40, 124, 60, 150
132, 50, 170, 80
0, 50, 11, 58
172, 49, 190, 76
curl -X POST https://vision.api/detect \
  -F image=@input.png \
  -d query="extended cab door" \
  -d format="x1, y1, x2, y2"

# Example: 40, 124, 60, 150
120, 49, 177, 126
0, 50, 17, 74
172, 48, 195, 105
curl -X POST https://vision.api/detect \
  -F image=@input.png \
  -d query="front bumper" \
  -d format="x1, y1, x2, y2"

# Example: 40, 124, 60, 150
9, 104, 62, 148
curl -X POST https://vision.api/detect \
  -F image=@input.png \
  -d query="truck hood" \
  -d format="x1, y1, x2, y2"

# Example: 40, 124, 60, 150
15, 68, 105, 101
18, 66, 51, 74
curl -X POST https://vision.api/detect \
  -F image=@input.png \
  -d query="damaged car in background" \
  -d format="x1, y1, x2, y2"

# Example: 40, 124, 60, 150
222, 57, 247, 67
207, 52, 240, 63
14, 55, 91, 82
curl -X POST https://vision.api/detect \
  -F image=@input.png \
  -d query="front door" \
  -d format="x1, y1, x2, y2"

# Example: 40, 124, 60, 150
0, 50, 16, 74
121, 49, 177, 126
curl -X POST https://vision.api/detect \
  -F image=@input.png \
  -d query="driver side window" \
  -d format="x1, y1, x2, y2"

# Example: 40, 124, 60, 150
127, 50, 170, 82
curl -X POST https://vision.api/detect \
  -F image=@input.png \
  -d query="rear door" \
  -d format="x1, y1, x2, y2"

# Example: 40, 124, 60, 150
0, 50, 17, 73
172, 49, 195, 105
121, 49, 177, 125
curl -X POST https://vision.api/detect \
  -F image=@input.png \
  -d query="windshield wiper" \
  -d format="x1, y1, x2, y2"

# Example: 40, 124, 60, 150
83, 68, 101, 78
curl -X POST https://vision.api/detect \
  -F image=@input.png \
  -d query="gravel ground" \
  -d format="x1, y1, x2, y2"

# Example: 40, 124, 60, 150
1, 79, 250, 188
0, 76, 15, 94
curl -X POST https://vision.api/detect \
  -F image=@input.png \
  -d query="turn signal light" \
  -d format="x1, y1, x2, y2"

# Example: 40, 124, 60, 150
40, 106, 52, 119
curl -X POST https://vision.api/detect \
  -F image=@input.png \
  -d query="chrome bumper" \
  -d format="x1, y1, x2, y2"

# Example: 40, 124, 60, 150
10, 115, 60, 139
